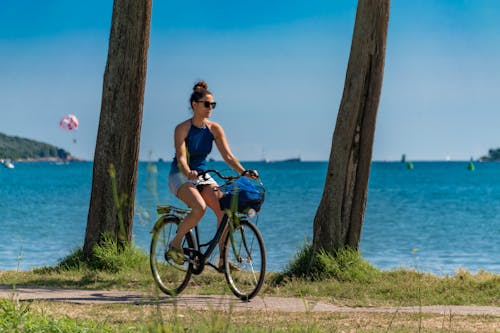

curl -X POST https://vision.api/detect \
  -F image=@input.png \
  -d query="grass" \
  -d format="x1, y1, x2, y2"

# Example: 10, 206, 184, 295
276, 243, 381, 282
269, 268, 500, 306
0, 240, 499, 332
1, 298, 498, 333
0, 298, 115, 332
1, 241, 499, 307
269, 244, 499, 306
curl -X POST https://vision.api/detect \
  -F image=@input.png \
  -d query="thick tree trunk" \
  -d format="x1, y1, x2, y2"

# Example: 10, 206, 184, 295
313, 0, 389, 254
83, 0, 152, 256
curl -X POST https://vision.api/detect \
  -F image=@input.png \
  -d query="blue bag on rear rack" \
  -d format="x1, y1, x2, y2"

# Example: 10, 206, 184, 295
219, 177, 265, 213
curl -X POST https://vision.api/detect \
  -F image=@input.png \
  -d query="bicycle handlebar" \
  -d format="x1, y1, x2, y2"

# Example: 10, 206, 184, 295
198, 169, 258, 181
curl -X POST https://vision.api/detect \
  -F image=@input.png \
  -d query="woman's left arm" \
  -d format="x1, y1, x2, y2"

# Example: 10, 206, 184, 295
211, 122, 246, 174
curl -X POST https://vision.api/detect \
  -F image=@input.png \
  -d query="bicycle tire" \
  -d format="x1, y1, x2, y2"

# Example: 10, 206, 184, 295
223, 219, 266, 301
150, 217, 194, 296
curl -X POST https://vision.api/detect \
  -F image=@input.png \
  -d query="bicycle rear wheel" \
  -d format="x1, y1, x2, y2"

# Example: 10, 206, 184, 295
150, 217, 194, 296
223, 220, 266, 301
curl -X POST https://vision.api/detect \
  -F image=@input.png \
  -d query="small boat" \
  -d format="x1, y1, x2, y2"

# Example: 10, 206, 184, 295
1, 159, 14, 169
268, 156, 302, 163
281, 157, 301, 162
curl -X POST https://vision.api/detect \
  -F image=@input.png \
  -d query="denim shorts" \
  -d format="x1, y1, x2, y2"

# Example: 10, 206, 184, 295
168, 172, 217, 196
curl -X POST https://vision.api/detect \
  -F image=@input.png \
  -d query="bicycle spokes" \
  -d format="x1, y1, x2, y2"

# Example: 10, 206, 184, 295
150, 218, 193, 296
224, 220, 266, 301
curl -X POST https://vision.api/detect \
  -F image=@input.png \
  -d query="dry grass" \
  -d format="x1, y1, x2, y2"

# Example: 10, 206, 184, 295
30, 301, 500, 333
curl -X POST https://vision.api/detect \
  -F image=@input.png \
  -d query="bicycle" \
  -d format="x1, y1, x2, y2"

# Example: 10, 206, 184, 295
150, 169, 266, 301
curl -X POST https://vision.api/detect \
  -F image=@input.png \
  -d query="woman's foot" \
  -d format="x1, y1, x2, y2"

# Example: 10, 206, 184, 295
217, 258, 240, 272
167, 246, 184, 265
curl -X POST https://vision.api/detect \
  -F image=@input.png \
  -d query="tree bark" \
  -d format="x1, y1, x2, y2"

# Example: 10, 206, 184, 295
83, 0, 152, 256
312, 0, 390, 253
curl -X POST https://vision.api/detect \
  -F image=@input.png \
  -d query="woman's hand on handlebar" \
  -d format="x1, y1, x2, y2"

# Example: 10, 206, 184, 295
187, 170, 198, 180
242, 169, 259, 180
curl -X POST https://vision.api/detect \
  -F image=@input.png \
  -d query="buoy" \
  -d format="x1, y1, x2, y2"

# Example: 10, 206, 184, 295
406, 162, 414, 170
467, 161, 475, 171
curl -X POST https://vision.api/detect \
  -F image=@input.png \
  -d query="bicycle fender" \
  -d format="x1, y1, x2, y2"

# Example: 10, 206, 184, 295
150, 215, 179, 233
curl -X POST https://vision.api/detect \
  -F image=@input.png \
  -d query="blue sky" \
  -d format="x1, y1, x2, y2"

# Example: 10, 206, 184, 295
1, 1, 500, 161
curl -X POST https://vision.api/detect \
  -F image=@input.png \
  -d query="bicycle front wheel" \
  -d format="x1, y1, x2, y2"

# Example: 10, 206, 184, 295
150, 217, 194, 296
223, 220, 266, 301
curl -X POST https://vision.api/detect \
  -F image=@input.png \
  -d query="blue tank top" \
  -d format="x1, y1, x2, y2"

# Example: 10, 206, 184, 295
170, 123, 214, 174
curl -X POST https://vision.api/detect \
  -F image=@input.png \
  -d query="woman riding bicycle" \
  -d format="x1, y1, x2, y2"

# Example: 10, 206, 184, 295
167, 80, 258, 266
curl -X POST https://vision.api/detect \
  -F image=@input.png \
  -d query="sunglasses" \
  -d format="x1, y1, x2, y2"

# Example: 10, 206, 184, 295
196, 100, 217, 109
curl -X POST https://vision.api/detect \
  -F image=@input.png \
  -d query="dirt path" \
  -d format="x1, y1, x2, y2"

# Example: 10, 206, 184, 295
1, 286, 499, 316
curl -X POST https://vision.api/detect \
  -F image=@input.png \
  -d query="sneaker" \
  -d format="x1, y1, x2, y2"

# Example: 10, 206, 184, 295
217, 258, 241, 272
167, 247, 184, 265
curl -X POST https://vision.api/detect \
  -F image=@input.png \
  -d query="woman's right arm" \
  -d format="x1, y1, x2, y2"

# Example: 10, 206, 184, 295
174, 123, 198, 180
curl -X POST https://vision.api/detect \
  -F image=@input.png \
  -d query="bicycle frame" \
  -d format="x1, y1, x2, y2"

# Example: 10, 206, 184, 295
154, 207, 239, 274
189, 213, 229, 272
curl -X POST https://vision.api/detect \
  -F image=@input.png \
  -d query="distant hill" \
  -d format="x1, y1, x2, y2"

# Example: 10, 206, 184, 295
480, 148, 500, 161
0, 132, 71, 160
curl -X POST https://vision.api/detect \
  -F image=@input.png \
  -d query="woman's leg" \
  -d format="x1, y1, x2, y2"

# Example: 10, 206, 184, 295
170, 183, 207, 250
200, 184, 224, 219
200, 184, 227, 262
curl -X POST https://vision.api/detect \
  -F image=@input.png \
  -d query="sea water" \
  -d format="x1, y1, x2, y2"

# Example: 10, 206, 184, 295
1, 161, 499, 275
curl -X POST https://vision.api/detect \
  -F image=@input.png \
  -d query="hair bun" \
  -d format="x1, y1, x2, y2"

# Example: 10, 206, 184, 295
193, 80, 208, 91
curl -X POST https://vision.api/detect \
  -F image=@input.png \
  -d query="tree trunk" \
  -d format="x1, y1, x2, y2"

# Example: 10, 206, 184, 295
83, 0, 152, 256
312, 0, 390, 254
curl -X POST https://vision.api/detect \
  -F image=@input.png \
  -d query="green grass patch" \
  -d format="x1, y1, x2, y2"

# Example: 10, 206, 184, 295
43, 234, 150, 274
265, 243, 500, 306
2, 237, 154, 291
0, 298, 114, 332
276, 243, 380, 283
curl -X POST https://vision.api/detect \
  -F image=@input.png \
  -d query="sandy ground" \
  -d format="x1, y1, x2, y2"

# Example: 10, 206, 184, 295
1, 286, 499, 316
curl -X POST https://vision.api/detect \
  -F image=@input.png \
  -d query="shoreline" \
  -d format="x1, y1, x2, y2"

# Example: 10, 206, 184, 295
13, 157, 86, 163
8, 159, 500, 163
3, 264, 499, 277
